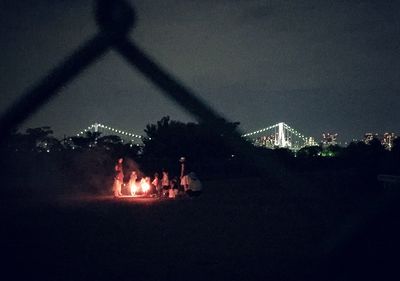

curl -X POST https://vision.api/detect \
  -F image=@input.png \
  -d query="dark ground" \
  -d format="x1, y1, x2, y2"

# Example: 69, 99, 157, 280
1, 172, 399, 281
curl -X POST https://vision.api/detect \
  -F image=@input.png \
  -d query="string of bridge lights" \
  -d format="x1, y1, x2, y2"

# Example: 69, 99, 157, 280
76, 122, 311, 143
242, 123, 303, 138
242, 124, 278, 137
283, 124, 307, 141
76, 123, 142, 139
242, 122, 310, 142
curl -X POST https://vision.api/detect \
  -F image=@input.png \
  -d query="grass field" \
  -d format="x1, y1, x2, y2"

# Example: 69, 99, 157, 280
1, 171, 397, 281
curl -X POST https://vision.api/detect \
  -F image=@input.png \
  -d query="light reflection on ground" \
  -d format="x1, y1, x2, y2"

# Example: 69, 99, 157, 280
59, 194, 172, 205
0, 194, 183, 209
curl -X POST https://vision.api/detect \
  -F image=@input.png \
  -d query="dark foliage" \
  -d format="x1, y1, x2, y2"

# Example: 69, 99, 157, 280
1, 121, 399, 197
142, 116, 240, 160
0, 127, 131, 197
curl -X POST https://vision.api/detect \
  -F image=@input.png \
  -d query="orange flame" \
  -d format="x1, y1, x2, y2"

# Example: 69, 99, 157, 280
140, 178, 150, 193
130, 182, 138, 195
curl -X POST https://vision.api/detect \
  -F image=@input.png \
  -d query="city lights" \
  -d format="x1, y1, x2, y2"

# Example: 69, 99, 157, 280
243, 122, 316, 150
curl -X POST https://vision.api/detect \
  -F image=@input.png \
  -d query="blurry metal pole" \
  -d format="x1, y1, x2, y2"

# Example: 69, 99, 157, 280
115, 40, 278, 177
0, 0, 135, 140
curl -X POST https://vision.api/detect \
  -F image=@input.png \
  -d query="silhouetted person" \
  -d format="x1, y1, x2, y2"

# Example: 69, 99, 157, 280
170, 176, 179, 196
112, 158, 124, 197
161, 169, 170, 197
152, 172, 161, 196
128, 170, 138, 196
179, 157, 187, 193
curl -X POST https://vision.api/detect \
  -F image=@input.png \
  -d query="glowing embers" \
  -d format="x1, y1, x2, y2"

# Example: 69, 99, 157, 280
129, 181, 138, 196
140, 177, 151, 193
127, 177, 151, 197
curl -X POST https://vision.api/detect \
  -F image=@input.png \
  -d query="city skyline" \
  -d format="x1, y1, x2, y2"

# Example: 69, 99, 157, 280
71, 121, 397, 147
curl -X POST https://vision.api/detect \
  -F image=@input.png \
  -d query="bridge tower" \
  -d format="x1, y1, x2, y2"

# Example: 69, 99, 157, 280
275, 122, 289, 148
93, 123, 99, 133
243, 122, 314, 150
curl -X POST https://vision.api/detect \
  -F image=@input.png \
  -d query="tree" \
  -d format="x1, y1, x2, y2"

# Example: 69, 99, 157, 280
97, 135, 123, 149
297, 145, 322, 158
392, 137, 400, 158
319, 145, 343, 157
6, 126, 60, 152
69, 131, 102, 149
142, 116, 240, 161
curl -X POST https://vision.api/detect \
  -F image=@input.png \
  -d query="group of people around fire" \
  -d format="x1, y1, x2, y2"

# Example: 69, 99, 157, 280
112, 157, 202, 199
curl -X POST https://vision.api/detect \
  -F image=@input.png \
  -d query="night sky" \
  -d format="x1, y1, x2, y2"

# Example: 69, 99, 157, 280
0, 0, 399, 142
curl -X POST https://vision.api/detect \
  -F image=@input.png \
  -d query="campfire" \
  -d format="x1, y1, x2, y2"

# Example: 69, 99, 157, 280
128, 177, 151, 197
140, 178, 151, 193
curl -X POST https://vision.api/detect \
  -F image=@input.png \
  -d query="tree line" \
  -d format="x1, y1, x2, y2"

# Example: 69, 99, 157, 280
1, 116, 399, 197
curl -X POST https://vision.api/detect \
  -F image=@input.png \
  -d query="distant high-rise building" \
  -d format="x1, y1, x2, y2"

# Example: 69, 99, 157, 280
254, 134, 275, 148
382, 133, 397, 150
363, 133, 379, 144
305, 137, 317, 146
322, 133, 338, 146
362, 132, 397, 150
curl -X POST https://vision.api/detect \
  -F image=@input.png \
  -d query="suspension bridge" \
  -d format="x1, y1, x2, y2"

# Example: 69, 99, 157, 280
76, 122, 143, 144
77, 121, 316, 150
242, 122, 317, 150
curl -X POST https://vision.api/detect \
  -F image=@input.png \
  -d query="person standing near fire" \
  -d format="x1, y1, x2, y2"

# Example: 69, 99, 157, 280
161, 169, 170, 197
112, 158, 124, 197
152, 172, 161, 196
128, 170, 138, 196
179, 157, 186, 179
179, 157, 186, 193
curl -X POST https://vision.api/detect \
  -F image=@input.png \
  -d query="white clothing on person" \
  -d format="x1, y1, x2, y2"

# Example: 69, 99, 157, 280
181, 172, 202, 191
128, 172, 138, 196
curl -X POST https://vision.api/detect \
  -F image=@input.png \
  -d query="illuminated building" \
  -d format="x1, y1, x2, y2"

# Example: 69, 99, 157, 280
305, 137, 317, 147
322, 133, 338, 146
382, 133, 397, 150
254, 134, 275, 148
363, 133, 379, 144
362, 132, 397, 150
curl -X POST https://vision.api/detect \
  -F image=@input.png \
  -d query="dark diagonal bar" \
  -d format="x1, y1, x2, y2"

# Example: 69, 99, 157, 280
115, 39, 228, 128
0, 34, 112, 139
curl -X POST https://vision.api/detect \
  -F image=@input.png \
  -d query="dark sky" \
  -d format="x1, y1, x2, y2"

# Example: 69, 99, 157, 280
1, 0, 399, 142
